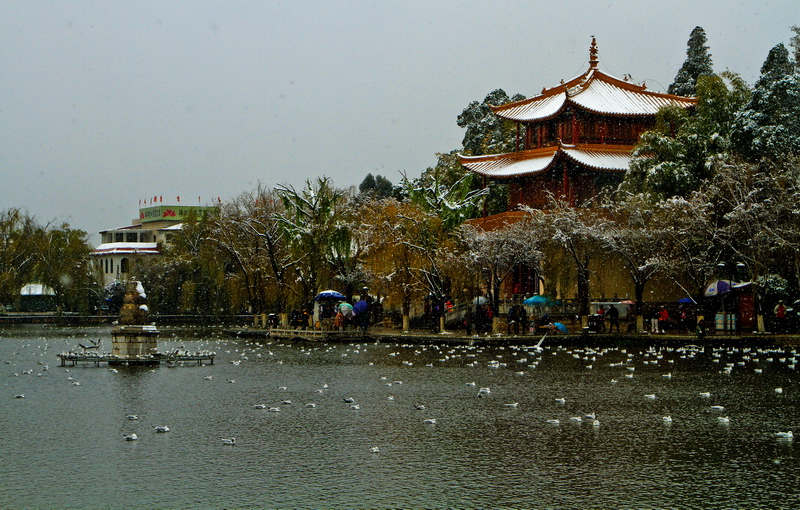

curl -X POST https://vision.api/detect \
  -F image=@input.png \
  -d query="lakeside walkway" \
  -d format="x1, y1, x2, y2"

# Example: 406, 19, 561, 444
3, 313, 797, 348
230, 326, 800, 348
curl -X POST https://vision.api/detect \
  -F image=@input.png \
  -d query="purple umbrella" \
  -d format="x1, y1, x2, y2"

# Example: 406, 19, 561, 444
704, 280, 731, 297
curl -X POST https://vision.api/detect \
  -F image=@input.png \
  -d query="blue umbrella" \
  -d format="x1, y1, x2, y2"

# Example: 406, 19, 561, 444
523, 295, 549, 306
315, 290, 345, 301
678, 297, 695, 304
553, 322, 568, 333
353, 300, 368, 315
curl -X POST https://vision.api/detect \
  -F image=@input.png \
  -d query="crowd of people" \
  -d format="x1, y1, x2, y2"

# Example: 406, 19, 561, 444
286, 291, 797, 337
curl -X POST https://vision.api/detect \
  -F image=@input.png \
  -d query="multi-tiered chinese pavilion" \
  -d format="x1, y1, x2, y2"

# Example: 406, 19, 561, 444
459, 38, 696, 209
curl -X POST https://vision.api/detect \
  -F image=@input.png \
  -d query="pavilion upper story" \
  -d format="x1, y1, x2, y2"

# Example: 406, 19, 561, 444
459, 38, 696, 209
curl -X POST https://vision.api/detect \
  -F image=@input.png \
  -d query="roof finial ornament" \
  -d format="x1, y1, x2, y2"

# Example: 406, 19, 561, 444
589, 36, 599, 69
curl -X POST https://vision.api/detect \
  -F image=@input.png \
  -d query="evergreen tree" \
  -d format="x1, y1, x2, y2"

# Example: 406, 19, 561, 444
623, 72, 750, 198
374, 175, 394, 198
731, 43, 800, 163
790, 25, 800, 69
456, 89, 525, 156
359, 173, 376, 195
413, 89, 525, 221
358, 173, 394, 199
668, 26, 714, 97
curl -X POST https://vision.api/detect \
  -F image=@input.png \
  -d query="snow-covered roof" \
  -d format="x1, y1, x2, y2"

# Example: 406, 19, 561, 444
492, 61, 695, 122
560, 145, 632, 171
460, 149, 558, 178
460, 144, 631, 179
99, 224, 148, 234
20, 284, 55, 296
570, 76, 695, 116
91, 242, 159, 256
497, 92, 566, 122
158, 223, 184, 231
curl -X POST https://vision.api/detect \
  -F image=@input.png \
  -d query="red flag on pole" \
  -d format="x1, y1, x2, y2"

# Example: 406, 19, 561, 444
177, 196, 180, 203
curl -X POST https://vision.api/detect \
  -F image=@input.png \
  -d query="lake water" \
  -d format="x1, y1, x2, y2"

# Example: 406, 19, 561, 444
1, 324, 798, 509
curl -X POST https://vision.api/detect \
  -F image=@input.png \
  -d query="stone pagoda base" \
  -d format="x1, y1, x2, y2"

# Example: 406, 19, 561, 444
110, 325, 160, 365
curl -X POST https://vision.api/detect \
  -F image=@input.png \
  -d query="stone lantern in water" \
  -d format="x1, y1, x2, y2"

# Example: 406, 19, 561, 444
111, 277, 160, 364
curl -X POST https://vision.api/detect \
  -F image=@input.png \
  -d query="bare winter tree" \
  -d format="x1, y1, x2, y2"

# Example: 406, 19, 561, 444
524, 198, 603, 319
458, 217, 542, 317
355, 198, 434, 331
656, 192, 726, 310
597, 192, 670, 318
211, 185, 295, 315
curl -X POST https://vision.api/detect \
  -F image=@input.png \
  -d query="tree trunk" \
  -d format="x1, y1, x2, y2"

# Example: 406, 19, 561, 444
577, 261, 590, 316
634, 280, 645, 318
402, 292, 411, 333
491, 272, 502, 320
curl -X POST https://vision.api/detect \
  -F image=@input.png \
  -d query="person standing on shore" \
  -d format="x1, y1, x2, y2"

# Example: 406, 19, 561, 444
476, 305, 488, 335
354, 295, 369, 334
465, 306, 475, 336
607, 305, 620, 333
774, 300, 787, 332
658, 307, 670, 333
649, 306, 659, 333
518, 305, 528, 335
507, 305, 518, 335
696, 318, 706, 339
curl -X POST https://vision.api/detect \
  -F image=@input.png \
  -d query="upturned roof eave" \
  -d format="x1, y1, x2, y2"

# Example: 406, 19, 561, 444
490, 68, 696, 122
459, 143, 633, 179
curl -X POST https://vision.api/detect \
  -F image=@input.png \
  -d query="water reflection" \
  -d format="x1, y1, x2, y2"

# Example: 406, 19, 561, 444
1, 325, 798, 508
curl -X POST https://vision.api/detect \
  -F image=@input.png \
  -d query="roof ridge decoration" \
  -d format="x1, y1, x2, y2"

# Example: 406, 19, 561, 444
589, 36, 599, 69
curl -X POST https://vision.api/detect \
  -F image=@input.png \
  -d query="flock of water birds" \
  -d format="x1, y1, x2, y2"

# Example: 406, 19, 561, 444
4, 329, 798, 450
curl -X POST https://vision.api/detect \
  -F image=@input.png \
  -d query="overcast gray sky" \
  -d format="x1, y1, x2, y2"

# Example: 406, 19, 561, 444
1, 1, 796, 244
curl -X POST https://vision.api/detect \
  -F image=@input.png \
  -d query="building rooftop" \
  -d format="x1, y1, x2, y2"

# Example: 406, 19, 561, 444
91, 242, 159, 256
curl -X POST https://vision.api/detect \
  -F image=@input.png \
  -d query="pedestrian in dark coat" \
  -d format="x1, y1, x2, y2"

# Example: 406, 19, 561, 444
607, 305, 620, 333
465, 306, 475, 336
518, 306, 528, 335
507, 305, 518, 335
